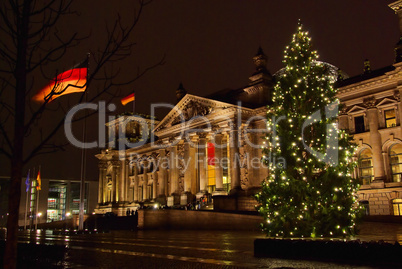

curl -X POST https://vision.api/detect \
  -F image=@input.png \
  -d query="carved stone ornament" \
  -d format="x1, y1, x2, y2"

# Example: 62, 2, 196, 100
339, 106, 348, 116
168, 136, 176, 144
155, 139, 164, 146
169, 100, 212, 126
394, 90, 401, 102
211, 124, 222, 134
182, 100, 211, 120
196, 132, 208, 139
98, 161, 108, 169
111, 160, 120, 167
179, 176, 184, 193
363, 96, 376, 109
177, 143, 185, 158
240, 167, 248, 189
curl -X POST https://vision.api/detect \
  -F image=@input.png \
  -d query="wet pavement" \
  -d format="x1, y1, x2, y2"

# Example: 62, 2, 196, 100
16, 221, 402, 269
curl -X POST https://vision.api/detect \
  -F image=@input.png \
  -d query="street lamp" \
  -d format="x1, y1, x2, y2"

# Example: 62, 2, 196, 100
35, 212, 42, 231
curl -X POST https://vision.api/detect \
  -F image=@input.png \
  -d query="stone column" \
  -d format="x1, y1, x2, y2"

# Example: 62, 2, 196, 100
170, 145, 179, 195
246, 129, 259, 189
118, 159, 127, 203
152, 172, 158, 200
196, 133, 208, 199
367, 106, 385, 181
111, 160, 120, 203
133, 163, 139, 202
338, 113, 349, 131
125, 159, 131, 202
126, 161, 134, 203
98, 161, 107, 204
397, 89, 402, 132
183, 142, 192, 193
189, 137, 197, 195
157, 149, 167, 199
213, 133, 226, 195
142, 161, 148, 200
229, 125, 242, 194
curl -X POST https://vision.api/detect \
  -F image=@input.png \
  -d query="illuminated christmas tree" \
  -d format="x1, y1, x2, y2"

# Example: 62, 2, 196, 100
256, 22, 361, 238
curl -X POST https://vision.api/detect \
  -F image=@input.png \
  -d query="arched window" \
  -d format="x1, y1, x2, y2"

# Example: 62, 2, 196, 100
392, 199, 402, 216
389, 144, 402, 183
358, 149, 373, 185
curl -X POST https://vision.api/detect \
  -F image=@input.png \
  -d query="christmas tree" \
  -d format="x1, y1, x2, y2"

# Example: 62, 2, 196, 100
256, 22, 361, 238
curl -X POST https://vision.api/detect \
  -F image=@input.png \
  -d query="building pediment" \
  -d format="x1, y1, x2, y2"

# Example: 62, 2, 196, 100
376, 97, 398, 108
347, 105, 366, 114
153, 94, 248, 136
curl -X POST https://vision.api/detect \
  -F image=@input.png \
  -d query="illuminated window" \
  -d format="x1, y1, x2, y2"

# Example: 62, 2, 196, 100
393, 199, 402, 216
359, 149, 373, 185
354, 116, 365, 133
389, 144, 402, 182
385, 109, 396, 128
223, 139, 231, 192
207, 142, 216, 193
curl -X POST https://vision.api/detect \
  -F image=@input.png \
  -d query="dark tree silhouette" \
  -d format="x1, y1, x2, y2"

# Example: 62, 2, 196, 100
0, 0, 163, 268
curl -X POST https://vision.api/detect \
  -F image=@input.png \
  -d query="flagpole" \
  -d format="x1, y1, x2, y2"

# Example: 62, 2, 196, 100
35, 166, 40, 231
30, 167, 35, 231
24, 169, 30, 231
78, 53, 90, 231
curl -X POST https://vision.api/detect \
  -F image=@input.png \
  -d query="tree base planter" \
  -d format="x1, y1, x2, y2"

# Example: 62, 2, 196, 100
254, 238, 402, 267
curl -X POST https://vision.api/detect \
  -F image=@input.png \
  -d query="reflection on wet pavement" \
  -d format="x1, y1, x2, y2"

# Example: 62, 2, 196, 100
17, 221, 402, 268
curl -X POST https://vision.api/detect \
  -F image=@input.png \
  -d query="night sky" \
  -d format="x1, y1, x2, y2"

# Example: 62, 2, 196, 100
1, 0, 400, 181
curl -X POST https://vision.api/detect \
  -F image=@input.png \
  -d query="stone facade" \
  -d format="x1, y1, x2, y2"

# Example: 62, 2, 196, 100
337, 63, 402, 216
95, 1, 402, 216
95, 49, 272, 215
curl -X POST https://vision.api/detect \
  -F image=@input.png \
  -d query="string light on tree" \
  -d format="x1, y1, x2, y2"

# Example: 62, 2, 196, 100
256, 21, 362, 238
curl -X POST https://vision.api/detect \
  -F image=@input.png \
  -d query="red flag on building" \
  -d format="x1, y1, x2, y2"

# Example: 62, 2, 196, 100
207, 142, 215, 166
121, 93, 135, 106
33, 59, 88, 103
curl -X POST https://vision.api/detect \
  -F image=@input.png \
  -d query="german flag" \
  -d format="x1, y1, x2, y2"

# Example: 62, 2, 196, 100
36, 170, 41, 191
121, 93, 135, 106
33, 59, 88, 103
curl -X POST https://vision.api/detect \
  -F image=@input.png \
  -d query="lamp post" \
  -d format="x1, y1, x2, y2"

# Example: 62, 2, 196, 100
36, 212, 42, 231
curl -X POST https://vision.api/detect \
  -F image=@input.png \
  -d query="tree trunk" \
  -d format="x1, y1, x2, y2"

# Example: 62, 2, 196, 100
4, 1, 30, 268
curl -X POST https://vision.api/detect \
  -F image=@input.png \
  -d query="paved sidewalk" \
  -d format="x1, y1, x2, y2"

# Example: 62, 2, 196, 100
13, 220, 402, 268
352, 220, 402, 243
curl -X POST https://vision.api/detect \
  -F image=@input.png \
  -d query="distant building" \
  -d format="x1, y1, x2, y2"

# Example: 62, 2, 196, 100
95, 1, 402, 217
0, 176, 98, 227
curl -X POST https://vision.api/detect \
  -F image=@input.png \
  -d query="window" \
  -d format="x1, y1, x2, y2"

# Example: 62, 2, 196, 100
393, 199, 402, 216
385, 109, 396, 128
359, 200, 370, 216
138, 186, 143, 201
354, 116, 365, 133
358, 149, 374, 185
147, 184, 153, 200
389, 144, 402, 182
